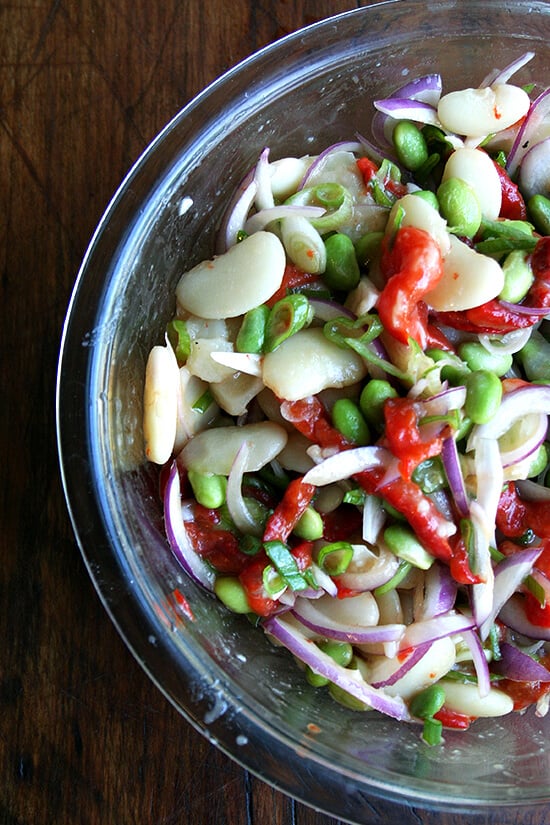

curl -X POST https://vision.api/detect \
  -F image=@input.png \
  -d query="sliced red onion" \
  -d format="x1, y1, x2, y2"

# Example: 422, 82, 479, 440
362, 494, 386, 545
529, 568, 550, 606
263, 615, 410, 720
373, 98, 439, 126
291, 599, 406, 644
243, 204, 325, 235
298, 141, 363, 189
479, 546, 543, 640
499, 299, 550, 317
399, 611, 475, 651
218, 173, 257, 251
209, 351, 262, 376
499, 593, 550, 641
467, 384, 550, 449
518, 135, 550, 201
226, 441, 262, 536
441, 436, 470, 518
480, 51, 535, 88
461, 628, 491, 698
415, 561, 458, 621
417, 385, 467, 417
302, 445, 390, 487
507, 87, 550, 179
370, 642, 432, 688
253, 147, 275, 211
309, 562, 338, 597
500, 413, 547, 469
371, 74, 442, 146
308, 298, 355, 322
164, 461, 215, 591
492, 641, 550, 682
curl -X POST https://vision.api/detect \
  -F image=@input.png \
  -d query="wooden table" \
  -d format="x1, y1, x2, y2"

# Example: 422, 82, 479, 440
2, 1, 549, 823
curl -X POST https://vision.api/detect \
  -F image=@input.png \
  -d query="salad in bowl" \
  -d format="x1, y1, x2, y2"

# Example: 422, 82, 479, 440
143, 51, 550, 745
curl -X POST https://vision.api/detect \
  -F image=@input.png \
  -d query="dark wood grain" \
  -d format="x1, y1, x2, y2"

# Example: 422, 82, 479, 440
1, 2, 549, 824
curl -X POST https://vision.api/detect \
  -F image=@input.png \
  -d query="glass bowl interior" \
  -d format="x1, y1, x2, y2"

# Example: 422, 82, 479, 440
57, 1, 550, 820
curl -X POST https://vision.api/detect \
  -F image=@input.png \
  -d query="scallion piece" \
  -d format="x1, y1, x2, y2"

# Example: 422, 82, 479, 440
264, 294, 313, 352
264, 540, 309, 591
317, 541, 354, 576
192, 389, 214, 414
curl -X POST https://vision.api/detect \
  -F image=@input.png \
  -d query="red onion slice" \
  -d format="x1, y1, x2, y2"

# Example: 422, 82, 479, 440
518, 136, 550, 201
308, 298, 355, 322
373, 98, 439, 126
253, 146, 274, 211
491, 641, 550, 682
164, 461, 215, 591
461, 628, 491, 698
370, 642, 432, 688
226, 441, 262, 536
415, 561, 458, 621
479, 546, 543, 639
399, 612, 475, 651
499, 594, 550, 641
371, 74, 442, 146
302, 445, 390, 487
507, 87, 550, 178
298, 141, 363, 189
263, 615, 410, 720
499, 300, 550, 318
480, 51, 535, 87
441, 436, 470, 518
499, 413, 547, 469
467, 384, 550, 449
291, 598, 405, 644
217, 170, 257, 251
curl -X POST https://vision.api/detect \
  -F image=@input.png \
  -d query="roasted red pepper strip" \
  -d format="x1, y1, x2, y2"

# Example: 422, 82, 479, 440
496, 481, 550, 539
436, 236, 550, 333
281, 396, 351, 451
493, 160, 527, 220
263, 477, 316, 543
433, 707, 474, 730
266, 263, 321, 307
383, 396, 446, 481
239, 555, 278, 617
356, 156, 407, 198
378, 226, 444, 348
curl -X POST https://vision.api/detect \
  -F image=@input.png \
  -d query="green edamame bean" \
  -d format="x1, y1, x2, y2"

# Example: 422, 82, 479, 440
323, 233, 361, 291
527, 444, 548, 478
436, 177, 482, 238
528, 193, 550, 236
332, 398, 370, 445
426, 348, 470, 386
354, 231, 384, 268
412, 456, 447, 494
411, 189, 439, 210
305, 640, 353, 687
187, 469, 227, 509
383, 524, 434, 570
359, 379, 398, 428
499, 250, 534, 304
392, 120, 429, 172
328, 680, 370, 711
214, 576, 251, 614
457, 341, 513, 377
293, 507, 324, 541
409, 684, 446, 719
518, 330, 550, 382
464, 369, 503, 425
236, 304, 270, 353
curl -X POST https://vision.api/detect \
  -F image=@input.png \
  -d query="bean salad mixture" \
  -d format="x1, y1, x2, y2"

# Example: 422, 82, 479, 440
144, 52, 550, 743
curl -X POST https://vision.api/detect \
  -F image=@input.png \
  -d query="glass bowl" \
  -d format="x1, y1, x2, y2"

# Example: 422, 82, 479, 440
56, 1, 550, 820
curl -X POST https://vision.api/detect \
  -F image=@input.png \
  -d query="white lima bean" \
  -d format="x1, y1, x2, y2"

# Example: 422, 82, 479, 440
388, 193, 451, 256
143, 341, 180, 464
441, 680, 514, 718
441, 148, 502, 219
425, 235, 505, 312
176, 230, 285, 319
209, 372, 264, 417
437, 83, 530, 138
178, 421, 288, 475
367, 636, 456, 700
262, 327, 368, 401
310, 591, 380, 627
174, 366, 219, 453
